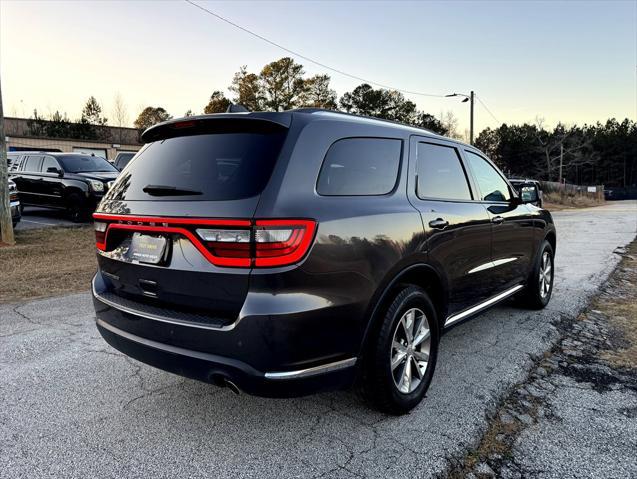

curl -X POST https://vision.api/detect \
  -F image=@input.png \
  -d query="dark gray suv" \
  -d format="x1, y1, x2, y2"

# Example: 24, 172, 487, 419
92, 109, 556, 414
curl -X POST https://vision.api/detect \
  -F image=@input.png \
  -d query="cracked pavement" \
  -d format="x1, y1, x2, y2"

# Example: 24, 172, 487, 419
447, 243, 637, 478
1, 201, 636, 478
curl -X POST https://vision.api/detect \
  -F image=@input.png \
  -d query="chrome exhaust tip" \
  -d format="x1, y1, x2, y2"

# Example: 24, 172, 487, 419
224, 379, 241, 395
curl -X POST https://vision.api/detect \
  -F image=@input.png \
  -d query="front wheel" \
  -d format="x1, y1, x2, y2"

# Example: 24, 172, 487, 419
361, 285, 440, 415
66, 194, 87, 223
519, 240, 554, 309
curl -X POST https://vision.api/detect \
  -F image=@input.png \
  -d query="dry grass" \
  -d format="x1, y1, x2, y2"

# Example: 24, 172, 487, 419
543, 191, 604, 211
0, 226, 96, 304
459, 415, 519, 471
598, 242, 637, 369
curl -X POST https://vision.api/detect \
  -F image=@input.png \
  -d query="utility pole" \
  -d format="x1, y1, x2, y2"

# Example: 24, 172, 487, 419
469, 90, 475, 145
445, 91, 475, 145
0, 72, 16, 245
559, 143, 564, 184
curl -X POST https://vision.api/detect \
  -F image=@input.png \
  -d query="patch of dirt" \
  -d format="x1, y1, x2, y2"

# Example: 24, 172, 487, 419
596, 246, 637, 369
543, 191, 604, 210
0, 226, 96, 303
445, 240, 637, 478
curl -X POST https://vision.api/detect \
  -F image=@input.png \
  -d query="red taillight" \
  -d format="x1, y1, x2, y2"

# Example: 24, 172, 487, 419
197, 228, 251, 259
92, 214, 316, 268
94, 221, 108, 251
254, 219, 317, 267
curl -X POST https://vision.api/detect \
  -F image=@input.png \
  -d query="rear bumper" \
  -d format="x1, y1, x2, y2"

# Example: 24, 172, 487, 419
92, 273, 359, 397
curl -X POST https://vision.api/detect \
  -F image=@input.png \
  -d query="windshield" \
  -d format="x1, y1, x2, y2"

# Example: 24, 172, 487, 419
58, 155, 118, 173
105, 132, 286, 201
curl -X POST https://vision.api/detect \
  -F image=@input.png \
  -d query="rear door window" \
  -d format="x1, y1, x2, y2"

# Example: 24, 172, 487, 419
416, 142, 472, 200
111, 132, 286, 201
23, 155, 43, 173
316, 138, 402, 196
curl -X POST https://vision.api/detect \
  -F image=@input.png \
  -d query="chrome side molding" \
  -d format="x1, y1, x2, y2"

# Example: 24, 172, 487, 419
468, 257, 518, 274
265, 358, 357, 380
444, 284, 524, 328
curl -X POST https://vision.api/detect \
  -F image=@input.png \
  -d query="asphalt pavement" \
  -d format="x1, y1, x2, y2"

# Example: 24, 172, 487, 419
14, 206, 79, 230
1, 201, 636, 478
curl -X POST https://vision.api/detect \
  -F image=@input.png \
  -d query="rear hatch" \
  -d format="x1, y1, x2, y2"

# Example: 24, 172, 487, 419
93, 115, 290, 327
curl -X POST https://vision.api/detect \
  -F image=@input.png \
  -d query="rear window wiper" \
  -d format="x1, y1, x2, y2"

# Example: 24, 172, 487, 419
142, 184, 203, 196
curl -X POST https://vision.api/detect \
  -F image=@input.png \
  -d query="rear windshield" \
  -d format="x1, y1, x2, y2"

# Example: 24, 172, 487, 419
107, 132, 286, 201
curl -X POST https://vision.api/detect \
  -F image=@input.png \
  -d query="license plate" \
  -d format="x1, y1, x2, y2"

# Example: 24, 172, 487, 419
129, 233, 167, 264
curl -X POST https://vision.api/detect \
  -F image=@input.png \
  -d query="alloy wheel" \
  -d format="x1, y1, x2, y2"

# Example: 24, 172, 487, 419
390, 307, 431, 394
539, 251, 552, 298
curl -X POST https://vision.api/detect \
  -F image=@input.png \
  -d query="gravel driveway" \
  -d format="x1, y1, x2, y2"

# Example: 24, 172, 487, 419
1, 201, 636, 478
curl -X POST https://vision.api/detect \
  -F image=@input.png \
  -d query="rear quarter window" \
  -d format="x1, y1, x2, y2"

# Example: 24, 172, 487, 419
316, 138, 402, 196
7, 155, 21, 171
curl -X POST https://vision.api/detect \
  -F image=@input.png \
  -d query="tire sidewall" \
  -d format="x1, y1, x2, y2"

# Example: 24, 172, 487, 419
531, 240, 554, 307
373, 286, 440, 413
67, 194, 86, 223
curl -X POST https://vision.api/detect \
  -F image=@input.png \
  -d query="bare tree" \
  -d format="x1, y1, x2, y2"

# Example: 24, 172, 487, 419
440, 111, 462, 140
533, 118, 596, 181
112, 92, 129, 128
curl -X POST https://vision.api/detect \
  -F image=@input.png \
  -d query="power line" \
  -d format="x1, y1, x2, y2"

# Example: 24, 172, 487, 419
184, 0, 446, 98
476, 95, 500, 124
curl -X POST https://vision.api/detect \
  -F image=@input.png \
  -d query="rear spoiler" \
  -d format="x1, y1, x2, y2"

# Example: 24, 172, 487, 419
141, 113, 292, 142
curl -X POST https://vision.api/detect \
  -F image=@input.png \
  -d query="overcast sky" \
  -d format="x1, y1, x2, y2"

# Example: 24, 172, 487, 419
1, 0, 635, 133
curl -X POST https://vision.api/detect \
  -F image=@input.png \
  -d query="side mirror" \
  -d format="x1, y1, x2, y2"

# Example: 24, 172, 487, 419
519, 185, 539, 204
47, 167, 63, 177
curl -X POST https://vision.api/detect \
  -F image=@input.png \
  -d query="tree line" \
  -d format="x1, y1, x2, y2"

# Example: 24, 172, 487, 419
22, 56, 635, 188
27, 96, 109, 141
26, 57, 452, 139
476, 118, 637, 188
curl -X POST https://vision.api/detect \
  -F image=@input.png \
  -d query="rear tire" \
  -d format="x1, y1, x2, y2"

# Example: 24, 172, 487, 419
519, 240, 554, 309
361, 285, 440, 415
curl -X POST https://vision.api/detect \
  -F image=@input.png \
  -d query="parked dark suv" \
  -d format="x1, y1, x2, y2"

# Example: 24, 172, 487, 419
8, 152, 119, 222
113, 151, 137, 170
92, 110, 556, 413
509, 178, 543, 208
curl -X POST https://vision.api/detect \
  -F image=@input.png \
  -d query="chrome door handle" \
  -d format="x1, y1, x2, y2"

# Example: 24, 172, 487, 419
492, 216, 504, 224
428, 218, 449, 229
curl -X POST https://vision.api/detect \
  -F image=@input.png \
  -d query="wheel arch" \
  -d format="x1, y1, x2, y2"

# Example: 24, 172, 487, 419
357, 263, 448, 358
63, 183, 89, 204
545, 229, 556, 255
